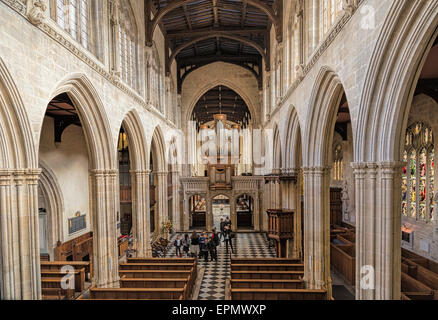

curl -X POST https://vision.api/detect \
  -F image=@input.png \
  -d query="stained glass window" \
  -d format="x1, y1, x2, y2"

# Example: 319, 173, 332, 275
403, 122, 434, 222
402, 150, 408, 216
333, 144, 343, 181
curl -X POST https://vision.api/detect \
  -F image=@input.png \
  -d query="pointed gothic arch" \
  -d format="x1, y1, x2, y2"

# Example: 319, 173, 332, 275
0, 57, 39, 300
45, 74, 118, 288
118, 109, 150, 257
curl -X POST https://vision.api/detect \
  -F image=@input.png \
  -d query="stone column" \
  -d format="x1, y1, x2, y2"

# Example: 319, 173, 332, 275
254, 192, 260, 231
302, 167, 332, 299
183, 194, 190, 232
156, 172, 168, 231
206, 196, 213, 231
109, 0, 121, 77
282, 169, 303, 260
0, 169, 42, 300
231, 196, 237, 232
90, 169, 119, 288
353, 162, 402, 300
171, 171, 181, 231
130, 169, 151, 258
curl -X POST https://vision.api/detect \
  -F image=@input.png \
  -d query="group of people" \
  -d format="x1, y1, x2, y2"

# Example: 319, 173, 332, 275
173, 217, 235, 262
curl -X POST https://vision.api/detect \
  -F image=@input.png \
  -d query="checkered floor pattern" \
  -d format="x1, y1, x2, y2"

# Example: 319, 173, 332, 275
166, 232, 276, 300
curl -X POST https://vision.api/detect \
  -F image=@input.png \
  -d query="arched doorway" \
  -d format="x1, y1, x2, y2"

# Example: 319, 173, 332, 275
118, 127, 132, 236
38, 93, 93, 265
189, 194, 207, 230
39, 75, 118, 288
303, 67, 356, 300
396, 32, 438, 301
150, 127, 167, 235
328, 93, 356, 300
213, 195, 231, 231
236, 194, 254, 230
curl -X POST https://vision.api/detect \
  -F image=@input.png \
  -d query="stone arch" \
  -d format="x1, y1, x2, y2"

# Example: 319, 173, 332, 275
284, 106, 303, 170
150, 125, 168, 231
119, 109, 150, 257
0, 58, 37, 169
352, 0, 438, 300
182, 65, 261, 128
46, 73, 116, 170
38, 159, 64, 259
0, 57, 39, 299
45, 73, 118, 288
273, 123, 282, 172
356, 1, 438, 163
120, 109, 148, 171
301, 66, 348, 297
150, 125, 167, 172
303, 66, 345, 167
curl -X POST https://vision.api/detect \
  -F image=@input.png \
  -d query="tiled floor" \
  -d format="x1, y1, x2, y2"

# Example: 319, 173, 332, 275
166, 232, 276, 300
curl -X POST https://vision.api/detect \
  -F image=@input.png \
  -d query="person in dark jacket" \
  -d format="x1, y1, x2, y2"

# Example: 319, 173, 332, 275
219, 218, 226, 242
207, 237, 217, 261
200, 236, 209, 263
198, 232, 207, 259
190, 231, 199, 258
183, 234, 190, 257
224, 226, 235, 254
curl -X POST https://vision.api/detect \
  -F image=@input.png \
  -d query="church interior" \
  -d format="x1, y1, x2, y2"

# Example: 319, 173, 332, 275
0, 0, 438, 301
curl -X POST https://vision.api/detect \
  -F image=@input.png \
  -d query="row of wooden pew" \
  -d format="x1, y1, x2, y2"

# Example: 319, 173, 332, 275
330, 224, 356, 286
40, 261, 91, 300
228, 258, 328, 300
401, 250, 438, 300
330, 223, 438, 300
79, 258, 197, 300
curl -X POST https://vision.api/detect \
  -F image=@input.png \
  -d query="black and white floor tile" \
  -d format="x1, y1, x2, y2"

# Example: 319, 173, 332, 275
166, 232, 276, 300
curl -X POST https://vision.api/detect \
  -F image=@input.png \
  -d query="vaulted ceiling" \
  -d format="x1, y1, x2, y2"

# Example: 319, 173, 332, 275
191, 85, 251, 128
146, 0, 283, 93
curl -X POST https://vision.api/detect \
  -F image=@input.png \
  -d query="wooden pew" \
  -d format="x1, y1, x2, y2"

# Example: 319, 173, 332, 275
42, 287, 75, 300
401, 272, 434, 299
79, 286, 184, 300
231, 288, 327, 300
231, 271, 303, 280
120, 277, 190, 299
41, 268, 85, 292
40, 253, 50, 262
56, 232, 93, 261
231, 279, 305, 289
330, 244, 355, 285
119, 270, 192, 279
231, 264, 304, 272
41, 261, 92, 281
230, 258, 301, 265
402, 248, 438, 273
127, 258, 196, 264
119, 263, 193, 271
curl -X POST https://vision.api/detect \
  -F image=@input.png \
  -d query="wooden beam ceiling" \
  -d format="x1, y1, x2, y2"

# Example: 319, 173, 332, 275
148, 0, 279, 93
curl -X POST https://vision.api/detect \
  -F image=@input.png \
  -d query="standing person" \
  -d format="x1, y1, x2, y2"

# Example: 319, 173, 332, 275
198, 232, 207, 259
201, 236, 209, 263
219, 218, 226, 243
174, 235, 183, 258
224, 226, 235, 254
224, 216, 232, 230
208, 237, 217, 262
190, 231, 199, 258
211, 228, 219, 247
183, 234, 190, 257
